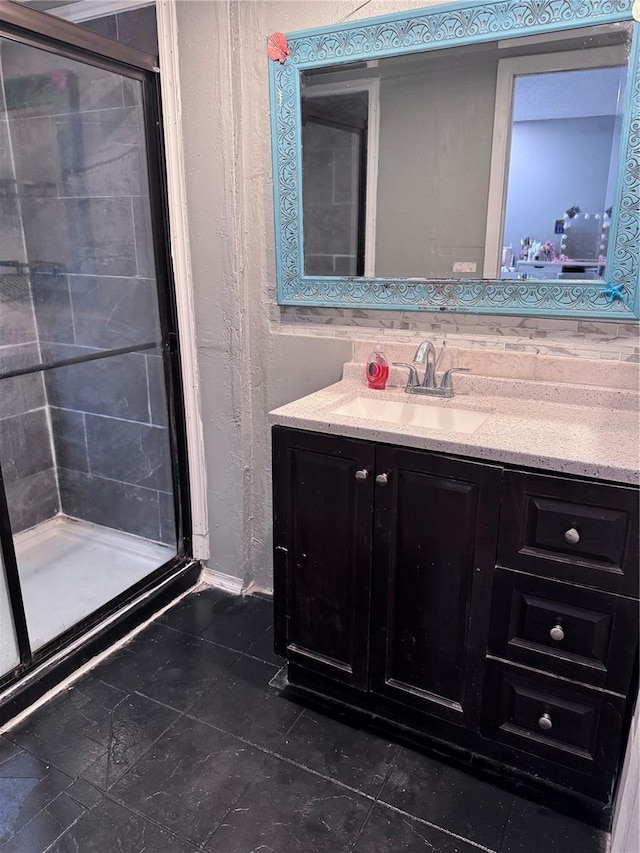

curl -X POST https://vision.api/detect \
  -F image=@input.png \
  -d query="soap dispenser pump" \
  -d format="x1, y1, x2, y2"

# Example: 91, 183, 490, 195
366, 344, 389, 390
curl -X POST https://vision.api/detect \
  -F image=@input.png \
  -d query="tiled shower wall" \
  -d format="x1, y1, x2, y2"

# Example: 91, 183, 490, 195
79, 5, 158, 56
303, 121, 360, 276
0, 65, 58, 535
0, 38, 174, 544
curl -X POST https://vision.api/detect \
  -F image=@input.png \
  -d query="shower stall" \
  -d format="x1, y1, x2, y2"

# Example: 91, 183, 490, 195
0, 3, 191, 708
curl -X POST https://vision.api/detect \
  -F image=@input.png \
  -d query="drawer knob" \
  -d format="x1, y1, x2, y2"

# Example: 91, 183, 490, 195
355, 469, 369, 481
375, 473, 389, 485
549, 624, 565, 642
564, 527, 580, 545
538, 713, 553, 731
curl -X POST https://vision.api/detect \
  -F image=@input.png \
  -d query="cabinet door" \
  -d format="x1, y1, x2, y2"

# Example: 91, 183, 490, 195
272, 427, 375, 689
370, 446, 501, 727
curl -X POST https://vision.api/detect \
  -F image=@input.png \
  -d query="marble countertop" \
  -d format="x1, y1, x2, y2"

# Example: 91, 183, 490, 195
270, 364, 640, 485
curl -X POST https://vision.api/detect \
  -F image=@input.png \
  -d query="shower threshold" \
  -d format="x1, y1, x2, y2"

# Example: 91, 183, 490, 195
13, 515, 174, 651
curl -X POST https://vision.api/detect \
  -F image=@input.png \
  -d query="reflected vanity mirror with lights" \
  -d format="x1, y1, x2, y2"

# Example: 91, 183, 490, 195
270, 5, 639, 318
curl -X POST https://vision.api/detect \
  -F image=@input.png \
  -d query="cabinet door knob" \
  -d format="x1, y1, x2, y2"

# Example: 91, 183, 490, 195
355, 469, 369, 481
538, 713, 553, 731
549, 624, 565, 642
564, 527, 580, 544
375, 473, 389, 485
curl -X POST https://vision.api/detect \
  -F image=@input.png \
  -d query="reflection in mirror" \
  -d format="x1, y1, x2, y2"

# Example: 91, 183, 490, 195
495, 60, 627, 281
302, 93, 368, 276
560, 209, 611, 261
300, 23, 631, 283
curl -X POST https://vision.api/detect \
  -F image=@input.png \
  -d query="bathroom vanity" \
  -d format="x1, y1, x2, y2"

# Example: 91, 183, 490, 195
266, 0, 640, 831
270, 364, 639, 827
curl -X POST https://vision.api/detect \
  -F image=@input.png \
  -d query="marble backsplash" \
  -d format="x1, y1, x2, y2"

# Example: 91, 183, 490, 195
274, 305, 639, 364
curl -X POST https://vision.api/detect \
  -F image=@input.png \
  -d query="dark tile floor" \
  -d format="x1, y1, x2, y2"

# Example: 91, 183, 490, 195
0, 587, 610, 852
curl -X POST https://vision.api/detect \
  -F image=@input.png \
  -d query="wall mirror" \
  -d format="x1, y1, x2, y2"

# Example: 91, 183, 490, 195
268, 1, 640, 319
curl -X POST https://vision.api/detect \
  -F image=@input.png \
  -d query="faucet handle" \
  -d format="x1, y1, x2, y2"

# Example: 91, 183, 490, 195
439, 367, 470, 390
393, 362, 420, 389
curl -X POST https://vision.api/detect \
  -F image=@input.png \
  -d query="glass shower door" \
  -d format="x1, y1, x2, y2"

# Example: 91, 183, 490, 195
0, 543, 20, 680
0, 465, 27, 682
0, 31, 182, 654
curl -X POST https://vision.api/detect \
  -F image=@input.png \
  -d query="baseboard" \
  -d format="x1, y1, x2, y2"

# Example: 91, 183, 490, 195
200, 568, 244, 595
200, 569, 273, 598
246, 584, 273, 599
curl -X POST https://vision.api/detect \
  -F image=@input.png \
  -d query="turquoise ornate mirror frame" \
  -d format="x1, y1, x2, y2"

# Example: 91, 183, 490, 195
268, 0, 640, 319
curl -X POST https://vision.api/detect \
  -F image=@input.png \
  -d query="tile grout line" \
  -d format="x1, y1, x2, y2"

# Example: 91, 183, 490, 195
372, 801, 501, 853
5, 699, 185, 809
346, 796, 378, 852
346, 747, 399, 852
2, 786, 87, 851
0, 580, 205, 737
200, 749, 274, 851
97, 708, 186, 796
122, 632, 288, 849
371, 745, 501, 853
134, 689, 394, 803
93, 599, 511, 853
202, 698, 370, 851
242, 621, 280, 661
99, 703, 116, 789
91, 790, 209, 853
46, 788, 115, 850
2, 719, 104, 778
281, 704, 306, 741
242, 649, 284, 667
40, 798, 91, 853
496, 794, 517, 853
136, 688, 499, 853
243, 725, 499, 853
158, 615, 276, 662
131, 653, 244, 715
0, 582, 218, 764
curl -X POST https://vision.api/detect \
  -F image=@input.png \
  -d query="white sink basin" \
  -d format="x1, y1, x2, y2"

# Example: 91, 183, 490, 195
331, 396, 490, 434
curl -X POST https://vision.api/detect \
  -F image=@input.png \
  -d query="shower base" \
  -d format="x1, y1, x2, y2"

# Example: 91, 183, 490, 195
13, 516, 174, 651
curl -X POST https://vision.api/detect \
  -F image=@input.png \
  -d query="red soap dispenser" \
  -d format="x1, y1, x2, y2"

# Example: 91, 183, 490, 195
365, 344, 389, 390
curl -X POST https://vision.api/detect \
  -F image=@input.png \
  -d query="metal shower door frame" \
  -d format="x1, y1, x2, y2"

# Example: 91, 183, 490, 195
0, 0, 193, 693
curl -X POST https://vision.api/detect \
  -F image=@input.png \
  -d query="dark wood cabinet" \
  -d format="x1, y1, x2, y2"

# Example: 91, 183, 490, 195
498, 471, 639, 597
488, 569, 638, 693
273, 428, 502, 713
370, 445, 501, 728
272, 429, 374, 689
271, 425, 639, 825
481, 659, 627, 800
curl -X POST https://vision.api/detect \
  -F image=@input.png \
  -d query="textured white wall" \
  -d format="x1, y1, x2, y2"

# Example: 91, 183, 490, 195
172, 1, 428, 586
174, 0, 638, 590
173, 0, 246, 578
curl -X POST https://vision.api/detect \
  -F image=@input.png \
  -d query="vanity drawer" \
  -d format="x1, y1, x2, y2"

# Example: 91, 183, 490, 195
482, 660, 626, 781
489, 569, 638, 693
498, 472, 639, 597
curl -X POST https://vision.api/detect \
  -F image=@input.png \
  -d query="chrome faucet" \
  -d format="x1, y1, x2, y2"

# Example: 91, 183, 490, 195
412, 339, 438, 389
393, 339, 470, 398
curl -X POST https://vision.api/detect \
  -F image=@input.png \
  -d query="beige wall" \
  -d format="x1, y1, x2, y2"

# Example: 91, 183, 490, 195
376, 52, 498, 278
173, 0, 638, 591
